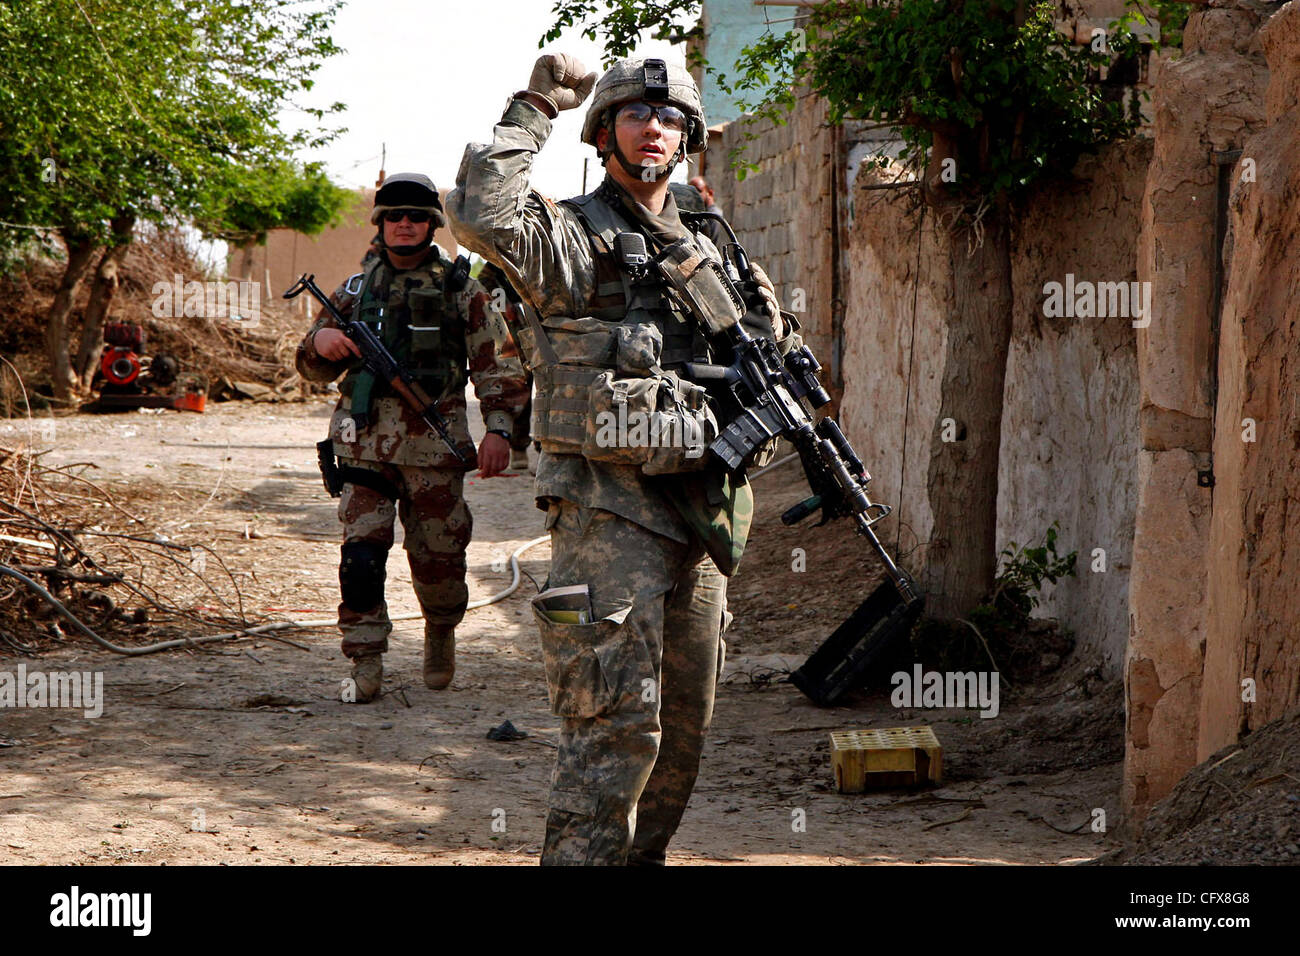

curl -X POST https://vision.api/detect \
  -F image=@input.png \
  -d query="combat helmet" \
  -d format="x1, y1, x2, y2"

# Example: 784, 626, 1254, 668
668, 181, 706, 213
371, 172, 446, 255
581, 57, 706, 181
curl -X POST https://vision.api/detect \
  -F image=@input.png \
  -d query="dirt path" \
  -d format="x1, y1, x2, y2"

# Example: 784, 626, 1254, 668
0, 400, 1123, 864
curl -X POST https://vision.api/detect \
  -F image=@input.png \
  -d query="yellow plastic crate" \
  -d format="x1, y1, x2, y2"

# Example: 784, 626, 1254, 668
830, 726, 943, 793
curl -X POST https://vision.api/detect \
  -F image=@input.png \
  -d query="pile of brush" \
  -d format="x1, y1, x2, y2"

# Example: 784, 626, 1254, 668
0, 434, 273, 657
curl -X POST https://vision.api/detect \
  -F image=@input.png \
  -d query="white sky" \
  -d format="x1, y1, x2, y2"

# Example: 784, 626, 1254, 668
285, 0, 693, 199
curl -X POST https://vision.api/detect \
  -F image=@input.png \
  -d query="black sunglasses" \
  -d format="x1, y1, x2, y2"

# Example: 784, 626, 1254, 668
383, 209, 432, 223
614, 102, 688, 133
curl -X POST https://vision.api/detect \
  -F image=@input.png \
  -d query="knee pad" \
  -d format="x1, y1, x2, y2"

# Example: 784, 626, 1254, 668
340, 541, 389, 612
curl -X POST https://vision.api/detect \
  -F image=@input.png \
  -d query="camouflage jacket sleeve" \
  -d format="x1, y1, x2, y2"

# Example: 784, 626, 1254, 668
294, 282, 358, 383
445, 99, 598, 318
458, 275, 530, 435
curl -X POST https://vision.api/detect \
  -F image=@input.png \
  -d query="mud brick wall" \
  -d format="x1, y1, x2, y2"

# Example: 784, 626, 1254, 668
837, 142, 1147, 678
1200, 0, 1300, 773
1000, 138, 1150, 679
1124, 0, 1270, 826
704, 90, 838, 375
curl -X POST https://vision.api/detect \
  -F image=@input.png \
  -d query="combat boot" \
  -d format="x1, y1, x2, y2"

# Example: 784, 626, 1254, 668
510, 447, 530, 472
423, 625, 455, 690
349, 654, 383, 702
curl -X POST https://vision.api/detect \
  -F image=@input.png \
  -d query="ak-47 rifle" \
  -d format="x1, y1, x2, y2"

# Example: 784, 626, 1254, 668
629, 215, 923, 705
283, 273, 470, 467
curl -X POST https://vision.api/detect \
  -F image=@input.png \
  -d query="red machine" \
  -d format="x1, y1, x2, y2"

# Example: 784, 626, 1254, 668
100, 322, 146, 386
86, 322, 206, 413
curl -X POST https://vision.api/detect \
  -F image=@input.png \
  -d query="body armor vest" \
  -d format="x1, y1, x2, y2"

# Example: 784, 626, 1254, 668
564, 188, 712, 369
528, 188, 716, 459
345, 251, 468, 424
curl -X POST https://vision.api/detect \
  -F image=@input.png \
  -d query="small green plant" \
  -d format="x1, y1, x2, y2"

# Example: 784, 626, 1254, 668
984, 522, 1078, 621
911, 523, 1077, 680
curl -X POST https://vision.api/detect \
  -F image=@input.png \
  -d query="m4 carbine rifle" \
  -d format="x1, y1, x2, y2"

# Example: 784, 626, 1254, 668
626, 217, 923, 705
283, 273, 470, 467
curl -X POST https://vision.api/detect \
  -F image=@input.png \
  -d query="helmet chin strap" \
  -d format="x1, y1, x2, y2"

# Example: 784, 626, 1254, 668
605, 117, 684, 184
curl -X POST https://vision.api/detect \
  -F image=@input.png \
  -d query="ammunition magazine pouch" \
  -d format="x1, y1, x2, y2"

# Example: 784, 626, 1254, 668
531, 321, 717, 474
654, 237, 745, 336
404, 286, 454, 398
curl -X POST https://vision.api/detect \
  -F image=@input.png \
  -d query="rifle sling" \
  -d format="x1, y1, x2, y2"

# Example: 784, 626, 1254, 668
521, 300, 559, 367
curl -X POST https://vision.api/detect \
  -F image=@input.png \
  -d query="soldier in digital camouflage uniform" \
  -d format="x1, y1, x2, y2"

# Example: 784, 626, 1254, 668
447, 54, 799, 865
297, 173, 529, 702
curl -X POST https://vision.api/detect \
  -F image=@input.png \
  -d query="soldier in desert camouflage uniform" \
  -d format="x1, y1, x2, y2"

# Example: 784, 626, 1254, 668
297, 173, 529, 701
447, 55, 798, 865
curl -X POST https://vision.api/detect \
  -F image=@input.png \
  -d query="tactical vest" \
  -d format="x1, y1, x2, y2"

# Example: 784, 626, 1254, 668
529, 189, 716, 465
345, 251, 468, 426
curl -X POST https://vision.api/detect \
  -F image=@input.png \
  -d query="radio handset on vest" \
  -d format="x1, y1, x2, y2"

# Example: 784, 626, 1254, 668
614, 232, 651, 280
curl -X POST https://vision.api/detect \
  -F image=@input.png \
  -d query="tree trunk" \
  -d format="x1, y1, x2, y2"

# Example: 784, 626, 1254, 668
923, 199, 1015, 620
239, 242, 256, 282
46, 230, 99, 405
75, 213, 136, 393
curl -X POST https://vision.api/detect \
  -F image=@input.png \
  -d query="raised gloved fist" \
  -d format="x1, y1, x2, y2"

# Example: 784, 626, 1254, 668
528, 53, 598, 114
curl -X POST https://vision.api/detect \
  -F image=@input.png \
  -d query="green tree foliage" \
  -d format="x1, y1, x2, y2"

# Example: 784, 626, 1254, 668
542, 0, 698, 62
0, 0, 344, 244
196, 160, 353, 251
0, 0, 346, 398
720, 0, 1147, 202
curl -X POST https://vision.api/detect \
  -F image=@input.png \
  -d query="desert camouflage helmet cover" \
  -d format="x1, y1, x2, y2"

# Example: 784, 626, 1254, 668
370, 172, 447, 229
581, 57, 707, 153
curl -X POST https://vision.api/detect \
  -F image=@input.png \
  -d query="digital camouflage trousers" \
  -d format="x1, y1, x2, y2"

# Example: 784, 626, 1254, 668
336, 458, 472, 659
535, 498, 729, 865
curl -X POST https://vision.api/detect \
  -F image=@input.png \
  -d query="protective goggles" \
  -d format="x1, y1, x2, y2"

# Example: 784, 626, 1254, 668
614, 102, 688, 134
382, 208, 433, 223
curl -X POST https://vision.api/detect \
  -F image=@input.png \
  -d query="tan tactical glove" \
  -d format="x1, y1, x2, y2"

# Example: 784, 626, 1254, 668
527, 54, 598, 115
750, 262, 784, 339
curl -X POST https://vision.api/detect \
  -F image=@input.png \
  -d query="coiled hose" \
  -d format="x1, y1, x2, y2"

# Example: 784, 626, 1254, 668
0, 534, 550, 656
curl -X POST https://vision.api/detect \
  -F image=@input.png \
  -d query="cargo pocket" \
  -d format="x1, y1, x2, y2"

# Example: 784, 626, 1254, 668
533, 600, 649, 718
